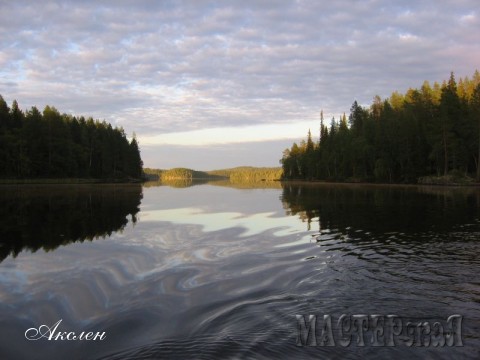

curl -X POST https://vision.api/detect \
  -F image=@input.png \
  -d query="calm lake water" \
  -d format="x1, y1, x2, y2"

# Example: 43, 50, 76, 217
0, 182, 479, 359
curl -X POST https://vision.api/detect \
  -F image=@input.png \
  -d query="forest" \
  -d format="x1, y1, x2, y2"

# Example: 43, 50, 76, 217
281, 71, 480, 183
0, 95, 143, 180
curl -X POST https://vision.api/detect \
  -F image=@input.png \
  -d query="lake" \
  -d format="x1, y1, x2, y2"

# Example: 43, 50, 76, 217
0, 182, 479, 359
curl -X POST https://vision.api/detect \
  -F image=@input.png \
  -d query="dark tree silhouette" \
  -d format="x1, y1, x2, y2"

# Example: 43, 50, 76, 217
0, 95, 143, 180
281, 71, 480, 183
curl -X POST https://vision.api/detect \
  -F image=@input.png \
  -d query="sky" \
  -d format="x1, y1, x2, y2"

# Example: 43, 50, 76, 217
1, 1, 479, 170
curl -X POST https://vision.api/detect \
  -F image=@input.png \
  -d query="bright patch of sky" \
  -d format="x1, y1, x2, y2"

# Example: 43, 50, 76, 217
141, 120, 321, 146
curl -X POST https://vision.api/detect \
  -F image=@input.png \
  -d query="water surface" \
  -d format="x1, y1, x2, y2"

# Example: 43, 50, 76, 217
0, 183, 479, 359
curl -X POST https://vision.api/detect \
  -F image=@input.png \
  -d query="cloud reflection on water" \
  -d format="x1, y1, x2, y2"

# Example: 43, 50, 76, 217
141, 207, 310, 237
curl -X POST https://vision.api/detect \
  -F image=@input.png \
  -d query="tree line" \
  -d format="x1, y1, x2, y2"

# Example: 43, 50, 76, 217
0, 95, 143, 180
281, 71, 480, 183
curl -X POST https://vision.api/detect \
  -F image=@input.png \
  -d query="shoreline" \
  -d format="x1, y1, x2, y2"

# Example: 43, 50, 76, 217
279, 179, 480, 188
2, 177, 479, 188
0, 178, 143, 185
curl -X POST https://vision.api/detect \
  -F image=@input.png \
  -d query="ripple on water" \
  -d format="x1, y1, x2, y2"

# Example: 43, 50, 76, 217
2, 185, 480, 359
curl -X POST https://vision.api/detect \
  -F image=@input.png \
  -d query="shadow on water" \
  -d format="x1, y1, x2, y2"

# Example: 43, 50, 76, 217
280, 182, 480, 273
0, 184, 143, 262
281, 182, 480, 234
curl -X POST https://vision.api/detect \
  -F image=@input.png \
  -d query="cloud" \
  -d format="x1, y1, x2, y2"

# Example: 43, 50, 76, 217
1, 0, 479, 167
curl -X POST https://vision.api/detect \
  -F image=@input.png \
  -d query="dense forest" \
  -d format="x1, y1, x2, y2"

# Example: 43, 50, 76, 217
281, 71, 480, 183
0, 95, 143, 180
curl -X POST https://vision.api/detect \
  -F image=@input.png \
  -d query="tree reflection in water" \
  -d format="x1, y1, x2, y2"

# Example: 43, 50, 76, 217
281, 183, 480, 251
0, 184, 142, 262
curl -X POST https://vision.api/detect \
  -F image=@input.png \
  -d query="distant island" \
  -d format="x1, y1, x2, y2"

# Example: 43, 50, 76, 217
144, 166, 282, 183
280, 71, 480, 185
0, 95, 143, 182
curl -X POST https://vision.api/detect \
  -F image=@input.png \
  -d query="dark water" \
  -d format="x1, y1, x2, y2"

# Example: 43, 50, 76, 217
0, 183, 479, 359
